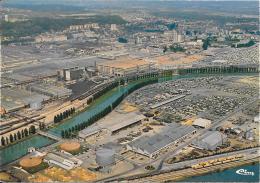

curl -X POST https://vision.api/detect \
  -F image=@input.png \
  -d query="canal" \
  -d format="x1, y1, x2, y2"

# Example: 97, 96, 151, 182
0, 73, 257, 166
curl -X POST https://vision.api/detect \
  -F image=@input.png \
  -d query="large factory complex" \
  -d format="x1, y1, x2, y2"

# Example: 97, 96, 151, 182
1, 43, 259, 182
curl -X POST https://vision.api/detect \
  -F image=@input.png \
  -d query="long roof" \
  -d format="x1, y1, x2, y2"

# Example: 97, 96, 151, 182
78, 125, 101, 138
200, 131, 226, 146
128, 123, 196, 155
106, 113, 145, 132
98, 57, 150, 69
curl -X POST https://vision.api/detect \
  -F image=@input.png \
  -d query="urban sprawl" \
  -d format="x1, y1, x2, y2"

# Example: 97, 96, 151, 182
0, 1, 259, 182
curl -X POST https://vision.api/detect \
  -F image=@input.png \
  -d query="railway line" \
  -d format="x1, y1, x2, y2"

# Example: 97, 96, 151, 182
135, 157, 259, 182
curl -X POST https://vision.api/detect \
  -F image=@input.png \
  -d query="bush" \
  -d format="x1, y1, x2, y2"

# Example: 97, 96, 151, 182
24, 162, 49, 174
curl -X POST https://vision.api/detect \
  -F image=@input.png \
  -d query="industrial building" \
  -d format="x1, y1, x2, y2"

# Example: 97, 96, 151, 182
191, 131, 227, 151
44, 153, 82, 170
27, 83, 72, 98
58, 66, 97, 81
126, 123, 196, 158
35, 34, 67, 43
79, 112, 145, 139
105, 113, 146, 134
96, 148, 115, 172
1, 88, 49, 113
163, 30, 183, 43
97, 57, 152, 77
78, 125, 102, 140
244, 129, 255, 141
58, 67, 86, 81
192, 118, 212, 128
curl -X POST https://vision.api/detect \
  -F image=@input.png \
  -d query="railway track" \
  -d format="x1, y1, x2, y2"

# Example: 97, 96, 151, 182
136, 157, 259, 182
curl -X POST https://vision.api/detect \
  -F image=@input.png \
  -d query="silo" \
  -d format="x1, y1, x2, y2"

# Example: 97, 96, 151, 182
96, 148, 115, 168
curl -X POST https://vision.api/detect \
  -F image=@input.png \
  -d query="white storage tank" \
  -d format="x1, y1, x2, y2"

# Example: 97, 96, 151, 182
96, 148, 115, 167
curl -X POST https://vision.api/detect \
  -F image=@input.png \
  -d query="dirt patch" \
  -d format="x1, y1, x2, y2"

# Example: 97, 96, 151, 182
19, 157, 42, 169
60, 142, 81, 153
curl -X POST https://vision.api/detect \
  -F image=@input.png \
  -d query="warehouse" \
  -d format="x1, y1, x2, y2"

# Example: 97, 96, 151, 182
126, 123, 196, 158
57, 67, 86, 81
78, 125, 102, 140
27, 83, 72, 98
44, 153, 82, 170
97, 56, 152, 77
191, 131, 227, 151
192, 118, 212, 128
106, 113, 145, 134
1, 88, 49, 113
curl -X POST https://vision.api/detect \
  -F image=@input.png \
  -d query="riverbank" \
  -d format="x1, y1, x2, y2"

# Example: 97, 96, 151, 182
0, 73, 258, 166
138, 157, 259, 182
182, 163, 259, 182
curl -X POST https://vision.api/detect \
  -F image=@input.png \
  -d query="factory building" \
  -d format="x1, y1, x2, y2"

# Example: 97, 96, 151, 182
97, 57, 152, 77
110, 24, 118, 31
78, 112, 145, 140
192, 118, 212, 128
192, 131, 227, 151
126, 123, 196, 158
58, 67, 85, 81
58, 66, 97, 81
78, 125, 102, 140
27, 83, 72, 98
69, 23, 99, 31
35, 34, 67, 43
44, 153, 82, 170
108, 115, 145, 135
163, 30, 183, 43
1, 88, 49, 113
96, 148, 115, 173
244, 129, 255, 141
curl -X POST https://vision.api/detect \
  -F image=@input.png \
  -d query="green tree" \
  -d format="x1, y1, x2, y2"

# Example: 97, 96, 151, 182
71, 126, 75, 132
29, 125, 36, 134
60, 113, 63, 121
54, 115, 57, 123
61, 130, 65, 138
64, 130, 69, 138
163, 46, 168, 53
10, 134, 14, 143
5, 137, 9, 145
14, 133, 17, 141
1, 137, 5, 146
202, 38, 210, 50
21, 130, 25, 138
24, 128, 29, 137
17, 131, 21, 140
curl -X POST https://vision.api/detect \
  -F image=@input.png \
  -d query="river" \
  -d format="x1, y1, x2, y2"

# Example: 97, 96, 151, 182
0, 73, 257, 170
181, 163, 259, 182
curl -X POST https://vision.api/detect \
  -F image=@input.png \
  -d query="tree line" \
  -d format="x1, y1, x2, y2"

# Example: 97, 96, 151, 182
2, 15, 127, 39
1, 125, 36, 147
61, 106, 112, 138
232, 40, 255, 48
178, 66, 259, 75
54, 108, 75, 123
92, 82, 119, 100
61, 77, 159, 139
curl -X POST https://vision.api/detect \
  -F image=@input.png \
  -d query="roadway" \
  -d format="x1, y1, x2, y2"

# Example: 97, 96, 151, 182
141, 157, 259, 183
106, 148, 259, 182
100, 96, 258, 182
161, 147, 259, 171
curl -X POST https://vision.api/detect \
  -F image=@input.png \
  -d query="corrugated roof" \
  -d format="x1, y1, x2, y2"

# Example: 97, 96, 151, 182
201, 131, 226, 146
128, 123, 196, 155
107, 113, 145, 132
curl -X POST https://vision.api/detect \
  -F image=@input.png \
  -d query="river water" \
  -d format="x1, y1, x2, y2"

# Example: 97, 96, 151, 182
181, 163, 259, 182
0, 135, 55, 166
0, 73, 257, 181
